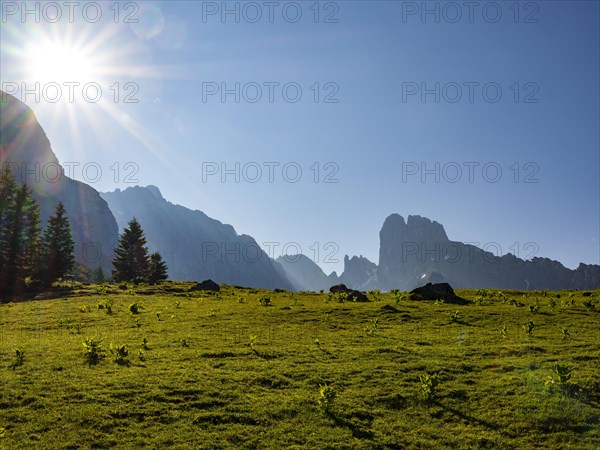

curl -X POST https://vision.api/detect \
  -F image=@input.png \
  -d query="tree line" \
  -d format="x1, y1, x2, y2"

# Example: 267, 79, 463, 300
0, 168, 168, 301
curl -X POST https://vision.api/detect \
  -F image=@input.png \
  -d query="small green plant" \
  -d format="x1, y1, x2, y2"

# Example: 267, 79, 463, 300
259, 297, 271, 306
83, 338, 106, 366
238, 297, 245, 303
141, 337, 149, 350
0, 427, 5, 438
78, 304, 90, 313
13, 348, 25, 368
318, 383, 337, 415
450, 311, 460, 323
548, 298, 557, 309
335, 292, 348, 303
583, 300, 596, 310
98, 299, 114, 314
180, 338, 190, 347
529, 301, 539, 313
110, 344, 130, 365
156, 312, 162, 321
392, 289, 406, 305
368, 289, 381, 302
95, 286, 108, 295
248, 334, 258, 353
562, 327, 570, 340
175, 300, 181, 308
129, 302, 141, 314
418, 372, 439, 403
523, 321, 535, 336
67, 323, 83, 335
138, 350, 146, 361
562, 298, 575, 307
365, 318, 379, 336
500, 325, 507, 338
545, 363, 574, 388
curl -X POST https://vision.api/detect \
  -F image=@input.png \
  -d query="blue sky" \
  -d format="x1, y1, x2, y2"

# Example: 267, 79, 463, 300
1, 1, 598, 274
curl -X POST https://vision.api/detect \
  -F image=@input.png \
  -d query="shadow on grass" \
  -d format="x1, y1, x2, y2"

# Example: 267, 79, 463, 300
325, 411, 374, 440
434, 400, 516, 438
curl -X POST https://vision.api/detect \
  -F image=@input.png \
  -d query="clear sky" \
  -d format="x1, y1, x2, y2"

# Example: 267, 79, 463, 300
1, 1, 599, 275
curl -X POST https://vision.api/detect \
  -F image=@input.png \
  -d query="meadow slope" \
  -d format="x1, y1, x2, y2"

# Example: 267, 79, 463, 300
1, 283, 599, 449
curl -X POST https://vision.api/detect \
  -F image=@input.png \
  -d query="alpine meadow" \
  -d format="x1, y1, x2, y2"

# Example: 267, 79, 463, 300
1, 1, 599, 449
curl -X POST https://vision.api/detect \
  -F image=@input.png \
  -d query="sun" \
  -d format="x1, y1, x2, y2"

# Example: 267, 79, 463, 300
25, 40, 96, 84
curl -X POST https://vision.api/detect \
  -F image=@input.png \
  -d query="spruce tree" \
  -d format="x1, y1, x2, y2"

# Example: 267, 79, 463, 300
148, 252, 168, 284
112, 218, 149, 283
43, 202, 75, 286
0, 168, 18, 299
0, 170, 43, 299
91, 266, 106, 283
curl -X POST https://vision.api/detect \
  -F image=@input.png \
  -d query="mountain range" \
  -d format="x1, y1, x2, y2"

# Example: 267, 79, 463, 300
2, 91, 598, 291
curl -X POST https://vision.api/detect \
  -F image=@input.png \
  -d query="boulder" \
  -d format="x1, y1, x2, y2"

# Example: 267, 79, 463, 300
329, 284, 370, 302
190, 279, 220, 292
409, 282, 468, 304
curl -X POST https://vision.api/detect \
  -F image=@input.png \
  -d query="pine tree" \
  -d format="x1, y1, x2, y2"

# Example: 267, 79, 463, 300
112, 218, 149, 283
0, 168, 18, 300
0, 170, 43, 299
148, 252, 168, 284
23, 193, 43, 289
0, 168, 17, 300
91, 266, 106, 283
43, 202, 75, 286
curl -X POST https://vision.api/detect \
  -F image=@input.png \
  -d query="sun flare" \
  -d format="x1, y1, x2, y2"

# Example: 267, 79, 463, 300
25, 41, 96, 84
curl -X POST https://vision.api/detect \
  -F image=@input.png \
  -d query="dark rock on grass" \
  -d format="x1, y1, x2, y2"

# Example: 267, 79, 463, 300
190, 279, 220, 292
330, 284, 350, 293
380, 304, 400, 313
409, 282, 469, 305
329, 284, 370, 302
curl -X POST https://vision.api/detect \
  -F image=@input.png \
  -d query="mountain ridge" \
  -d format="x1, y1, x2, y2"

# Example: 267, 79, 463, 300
0, 91, 119, 272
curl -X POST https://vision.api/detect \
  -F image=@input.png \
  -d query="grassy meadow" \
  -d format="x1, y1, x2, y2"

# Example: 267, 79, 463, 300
0, 283, 599, 449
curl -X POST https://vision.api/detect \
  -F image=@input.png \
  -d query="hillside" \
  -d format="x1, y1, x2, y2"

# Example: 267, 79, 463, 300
101, 186, 291, 289
1, 285, 598, 448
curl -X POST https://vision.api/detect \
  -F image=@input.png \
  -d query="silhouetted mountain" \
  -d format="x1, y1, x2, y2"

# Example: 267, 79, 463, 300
377, 214, 600, 291
338, 255, 378, 290
274, 254, 338, 291
0, 91, 118, 271
101, 185, 292, 289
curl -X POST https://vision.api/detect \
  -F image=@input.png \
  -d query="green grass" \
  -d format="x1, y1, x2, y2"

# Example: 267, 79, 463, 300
1, 283, 599, 448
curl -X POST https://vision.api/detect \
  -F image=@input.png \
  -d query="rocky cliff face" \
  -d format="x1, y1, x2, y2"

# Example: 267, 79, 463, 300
101, 185, 292, 289
0, 91, 119, 271
377, 214, 600, 291
339, 255, 378, 290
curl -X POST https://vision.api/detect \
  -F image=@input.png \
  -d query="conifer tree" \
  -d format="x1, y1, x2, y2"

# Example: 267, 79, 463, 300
148, 252, 168, 284
112, 218, 149, 283
91, 266, 106, 283
0, 168, 17, 299
43, 202, 75, 286
0, 170, 43, 298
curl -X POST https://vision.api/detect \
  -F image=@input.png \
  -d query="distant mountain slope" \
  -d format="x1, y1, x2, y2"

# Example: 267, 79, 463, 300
274, 254, 339, 292
377, 214, 600, 291
101, 185, 292, 289
0, 91, 118, 271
